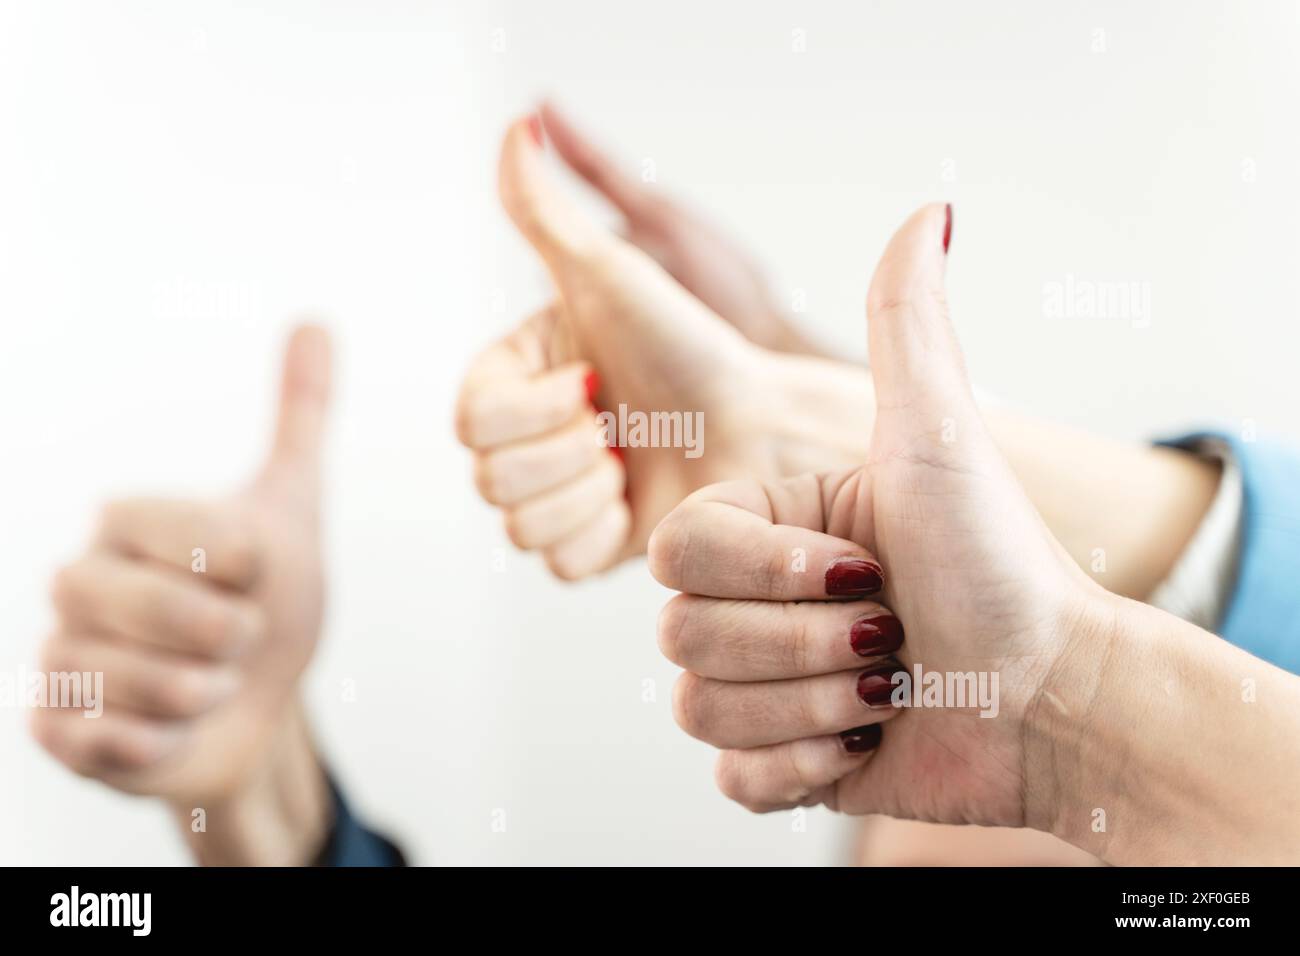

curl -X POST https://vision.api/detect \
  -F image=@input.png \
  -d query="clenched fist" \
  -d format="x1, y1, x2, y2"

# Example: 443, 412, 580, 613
32, 325, 335, 864
456, 109, 869, 580
649, 206, 1107, 827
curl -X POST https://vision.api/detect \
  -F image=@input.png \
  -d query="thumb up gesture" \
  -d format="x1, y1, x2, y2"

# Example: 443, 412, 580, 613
33, 325, 335, 863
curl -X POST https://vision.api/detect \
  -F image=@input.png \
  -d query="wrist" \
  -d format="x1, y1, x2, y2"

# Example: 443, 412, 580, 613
170, 701, 333, 866
1023, 587, 1300, 864
1021, 586, 1128, 850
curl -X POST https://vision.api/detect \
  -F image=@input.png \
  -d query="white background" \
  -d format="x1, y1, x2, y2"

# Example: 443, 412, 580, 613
1, 0, 1297, 865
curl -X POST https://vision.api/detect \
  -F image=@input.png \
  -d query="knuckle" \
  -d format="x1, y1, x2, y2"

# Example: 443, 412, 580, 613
48, 562, 88, 613
542, 546, 585, 582
98, 733, 156, 773
782, 744, 818, 803
36, 635, 73, 675
153, 668, 211, 717
94, 500, 125, 540
193, 601, 259, 658
453, 392, 479, 448
713, 752, 749, 805
714, 753, 771, 814
793, 679, 827, 736
646, 507, 692, 590
217, 521, 261, 585
867, 284, 947, 324
865, 290, 915, 320
783, 604, 812, 675
656, 595, 695, 667
756, 547, 789, 600
671, 671, 715, 742
502, 511, 535, 550
472, 453, 506, 505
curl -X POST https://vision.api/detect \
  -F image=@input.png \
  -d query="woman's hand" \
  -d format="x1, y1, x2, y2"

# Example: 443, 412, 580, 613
648, 204, 1108, 828
31, 326, 335, 865
650, 204, 1300, 863
536, 103, 823, 357
454, 115, 867, 579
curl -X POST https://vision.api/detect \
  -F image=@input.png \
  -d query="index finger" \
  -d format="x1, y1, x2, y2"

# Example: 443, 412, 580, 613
455, 308, 595, 450
647, 474, 883, 601
96, 498, 259, 590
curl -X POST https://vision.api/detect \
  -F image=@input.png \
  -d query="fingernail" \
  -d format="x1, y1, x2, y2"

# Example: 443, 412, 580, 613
527, 114, 544, 147
850, 614, 904, 657
825, 558, 883, 597
584, 370, 601, 403
840, 724, 883, 754
942, 203, 952, 254
857, 664, 903, 709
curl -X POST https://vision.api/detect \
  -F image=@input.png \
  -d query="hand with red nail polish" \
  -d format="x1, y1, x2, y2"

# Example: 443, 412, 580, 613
536, 103, 825, 358
455, 110, 869, 580
648, 204, 1106, 826
30, 327, 336, 864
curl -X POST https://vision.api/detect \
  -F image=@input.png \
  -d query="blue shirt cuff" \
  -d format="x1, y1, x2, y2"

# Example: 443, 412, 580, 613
314, 776, 406, 867
1159, 430, 1300, 674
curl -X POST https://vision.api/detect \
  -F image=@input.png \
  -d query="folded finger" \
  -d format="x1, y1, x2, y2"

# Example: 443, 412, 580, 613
51, 553, 265, 660
672, 664, 903, 750
542, 497, 632, 580
96, 498, 259, 588
658, 595, 903, 681
649, 475, 882, 601
29, 707, 188, 788
474, 413, 603, 506
40, 632, 242, 719
714, 732, 882, 814
503, 456, 624, 550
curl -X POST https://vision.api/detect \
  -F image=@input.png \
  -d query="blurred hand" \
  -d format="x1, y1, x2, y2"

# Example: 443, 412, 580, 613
456, 115, 868, 579
649, 205, 1107, 827
537, 103, 821, 356
32, 326, 334, 863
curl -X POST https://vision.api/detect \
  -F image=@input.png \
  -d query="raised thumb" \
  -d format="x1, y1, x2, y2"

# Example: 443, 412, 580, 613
260, 322, 332, 495
866, 204, 974, 432
498, 113, 612, 272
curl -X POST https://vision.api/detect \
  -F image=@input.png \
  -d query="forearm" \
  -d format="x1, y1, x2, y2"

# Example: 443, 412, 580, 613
988, 414, 1220, 600
1028, 592, 1300, 865
171, 701, 332, 866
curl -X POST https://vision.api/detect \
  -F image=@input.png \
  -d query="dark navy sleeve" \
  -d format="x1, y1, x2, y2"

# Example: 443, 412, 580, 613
1160, 431, 1300, 675
314, 776, 406, 867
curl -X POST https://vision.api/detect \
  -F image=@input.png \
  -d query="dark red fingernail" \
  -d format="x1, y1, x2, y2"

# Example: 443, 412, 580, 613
584, 370, 601, 403
857, 664, 902, 709
825, 558, 883, 597
942, 203, 952, 254
526, 114, 544, 146
840, 724, 883, 754
850, 614, 904, 657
